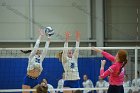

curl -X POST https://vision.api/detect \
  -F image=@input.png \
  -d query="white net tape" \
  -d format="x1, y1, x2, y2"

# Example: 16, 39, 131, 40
0, 47, 138, 57
0, 87, 139, 92
0, 47, 139, 50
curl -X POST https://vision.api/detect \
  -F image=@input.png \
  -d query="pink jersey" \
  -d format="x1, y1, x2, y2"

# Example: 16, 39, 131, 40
100, 51, 124, 86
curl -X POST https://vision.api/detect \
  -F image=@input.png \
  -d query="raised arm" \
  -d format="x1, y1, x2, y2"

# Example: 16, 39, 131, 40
92, 47, 103, 53
92, 47, 115, 62
29, 29, 44, 59
39, 26, 54, 63
100, 60, 109, 78
40, 26, 54, 63
73, 31, 80, 59
62, 32, 70, 63
40, 37, 50, 63
100, 60, 116, 79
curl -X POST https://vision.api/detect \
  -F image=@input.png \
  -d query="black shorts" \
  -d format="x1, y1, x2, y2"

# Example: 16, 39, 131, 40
107, 85, 124, 93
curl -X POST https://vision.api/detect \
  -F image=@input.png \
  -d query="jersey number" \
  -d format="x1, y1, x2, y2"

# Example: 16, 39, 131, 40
35, 58, 40, 63
70, 63, 75, 68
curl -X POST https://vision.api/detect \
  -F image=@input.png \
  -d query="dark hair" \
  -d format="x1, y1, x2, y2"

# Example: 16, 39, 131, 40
83, 74, 88, 78
117, 49, 127, 75
20, 50, 31, 54
36, 85, 48, 93
74, 90, 82, 93
42, 78, 48, 81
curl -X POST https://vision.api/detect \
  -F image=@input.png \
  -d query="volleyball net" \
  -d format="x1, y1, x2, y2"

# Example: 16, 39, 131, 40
0, 87, 138, 92
0, 47, 140, 93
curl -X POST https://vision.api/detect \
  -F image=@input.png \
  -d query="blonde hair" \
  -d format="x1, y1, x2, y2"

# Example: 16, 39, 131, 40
56, 51, 63, 62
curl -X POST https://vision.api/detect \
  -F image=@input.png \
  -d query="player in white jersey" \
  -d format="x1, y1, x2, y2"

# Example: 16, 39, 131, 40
57, 73, 65, 93
123, 74, 131, 93
131, 71, 140, 93
57, 32, 80, 93
36, 81, 48, 93
41, 78, 55, 93
22, 28, 54, 93
95, 77, 107, 93
82, 74, 94, 93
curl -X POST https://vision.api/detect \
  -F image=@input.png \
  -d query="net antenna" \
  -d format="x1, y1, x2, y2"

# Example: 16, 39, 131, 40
136, 8, 139, 46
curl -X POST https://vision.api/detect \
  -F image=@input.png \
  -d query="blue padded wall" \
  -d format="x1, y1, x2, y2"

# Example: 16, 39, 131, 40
0, 57, 111, 89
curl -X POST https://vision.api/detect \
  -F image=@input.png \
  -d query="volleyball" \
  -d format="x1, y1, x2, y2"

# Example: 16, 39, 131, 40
44, 26, 54, 36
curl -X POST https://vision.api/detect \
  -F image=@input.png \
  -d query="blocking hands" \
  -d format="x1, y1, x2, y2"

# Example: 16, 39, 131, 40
39, 28, 45, 36
76, 31, 80, 42
65, 32, 70, 42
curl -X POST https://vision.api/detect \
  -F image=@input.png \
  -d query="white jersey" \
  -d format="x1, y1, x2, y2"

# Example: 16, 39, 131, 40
57, 79, 65, 92
62, 41, 80, 80
105, 81, 109, 87
27, 55, 43, 73
123, 80, 131, 93
96, 80, 107, 93
47, 84, 55, 93
131, 78, 140, 92
132, 78, 140, 87
62, 56, 80, 80
82, 79, 94, 93
27, 36, 49, 75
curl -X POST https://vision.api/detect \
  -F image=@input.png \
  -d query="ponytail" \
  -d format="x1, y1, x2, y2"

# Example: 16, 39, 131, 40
117, 49, 128, 75
56, 51, 63, 62
20, 50, 31, 54
118, 59, 127, 75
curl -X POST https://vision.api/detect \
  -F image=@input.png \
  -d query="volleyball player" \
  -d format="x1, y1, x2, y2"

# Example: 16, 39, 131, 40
41, 78, 55, 93
57, 32, 80, 93
82, 74, 94, 93
131, 71, 140, 92
95, 76, 107, 93
92, 47, 128, 93
22, 28, 54, 93
36, 82, 48, 93
57, 73, 65, 93
123, 74, 131, 93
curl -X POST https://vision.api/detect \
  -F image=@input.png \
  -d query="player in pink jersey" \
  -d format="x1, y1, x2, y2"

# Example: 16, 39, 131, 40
92, 47, 128, 93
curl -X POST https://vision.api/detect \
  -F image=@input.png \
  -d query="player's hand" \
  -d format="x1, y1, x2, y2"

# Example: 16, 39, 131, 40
65, 32, 70, 42
76, 31, 80, 42
91, 47, 103, 53
101, 60, 106, 67
38, 28, 45, 36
